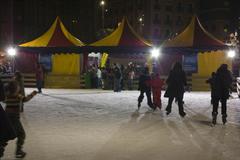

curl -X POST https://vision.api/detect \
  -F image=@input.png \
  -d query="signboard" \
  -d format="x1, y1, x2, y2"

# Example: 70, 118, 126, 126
183, 55, 198, 73
39, 54, 52, 71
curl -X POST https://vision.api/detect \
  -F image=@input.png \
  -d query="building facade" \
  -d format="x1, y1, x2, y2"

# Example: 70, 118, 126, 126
104, 0, 198, 44
198, 0, 231, 41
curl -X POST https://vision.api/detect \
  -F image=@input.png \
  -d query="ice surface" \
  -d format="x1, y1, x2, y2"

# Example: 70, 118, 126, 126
2, 89, 240, 160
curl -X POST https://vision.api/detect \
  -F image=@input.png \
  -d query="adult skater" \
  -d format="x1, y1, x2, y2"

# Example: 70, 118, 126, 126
137, 67, 154, 110
211, 64, 233, 125
0, 78, 16, 159
164, 62, 187, 117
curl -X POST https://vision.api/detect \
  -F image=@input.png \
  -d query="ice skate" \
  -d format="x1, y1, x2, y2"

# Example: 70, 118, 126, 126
180, 112, 186, 118
0, 147, 4, 159
137, 102, 141, 110
212, 116, 217, 126
16, 149, 26, 158
165, 106, 171, 115
222, 116, 227, 125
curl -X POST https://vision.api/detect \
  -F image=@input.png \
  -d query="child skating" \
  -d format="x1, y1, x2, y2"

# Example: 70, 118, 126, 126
1, 81, 37, 158
148, 73, 164, 110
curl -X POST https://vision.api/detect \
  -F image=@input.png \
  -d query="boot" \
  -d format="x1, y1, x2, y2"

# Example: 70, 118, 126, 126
212, 114, 217, 125
180, 112, 186, 118
0, 147, 4, 158
16, 146, 26, 158
222, 115, 227, 125
137, 101, 141, 110
165, 106, 171, 115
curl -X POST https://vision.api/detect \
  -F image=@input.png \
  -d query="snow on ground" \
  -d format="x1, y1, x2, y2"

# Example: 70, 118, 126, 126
1, 89, 240, 160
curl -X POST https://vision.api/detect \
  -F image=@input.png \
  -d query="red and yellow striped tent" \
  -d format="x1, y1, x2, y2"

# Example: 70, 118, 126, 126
162, 16, 230, 76
162, 16, 226, 51
90, 18, 152, 53
17, 17, 85, 74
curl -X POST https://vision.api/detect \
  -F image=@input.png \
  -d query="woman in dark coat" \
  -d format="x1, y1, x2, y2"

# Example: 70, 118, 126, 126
164, 62, 187, 117
211, 64, 233, 125
0, 78, 16, 158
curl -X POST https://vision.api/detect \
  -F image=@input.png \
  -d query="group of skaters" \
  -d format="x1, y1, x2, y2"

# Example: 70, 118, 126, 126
137, 62, 233, 125
137, 62, 187, 117
0, 61, 234, 159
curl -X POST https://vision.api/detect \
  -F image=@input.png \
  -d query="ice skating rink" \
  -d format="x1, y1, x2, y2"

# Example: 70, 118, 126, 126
2, 89, 240, 160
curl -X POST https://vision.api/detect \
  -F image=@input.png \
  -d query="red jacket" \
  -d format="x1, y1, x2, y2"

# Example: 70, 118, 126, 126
147, 77, 164, 89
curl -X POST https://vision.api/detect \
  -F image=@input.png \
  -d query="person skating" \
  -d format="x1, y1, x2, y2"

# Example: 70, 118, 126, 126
137, 67, 154, 110
2, 81, 37, 158
148, 73, 164, 110
164, 62, 187, 117
0, 79, 17, 159
211, 64, 233, 125
36, 63, 44, 93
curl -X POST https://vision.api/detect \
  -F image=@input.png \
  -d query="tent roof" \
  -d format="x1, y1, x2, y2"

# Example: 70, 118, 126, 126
90, 18, 152, 47
162, 16, 226, 50
19, 17, 84, 47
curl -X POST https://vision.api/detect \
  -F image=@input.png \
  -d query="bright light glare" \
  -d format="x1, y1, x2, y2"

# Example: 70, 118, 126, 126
7, 47, 16, 57
151, 48, 160, 58
227, 50, 236, 58
100, 0, 105, 6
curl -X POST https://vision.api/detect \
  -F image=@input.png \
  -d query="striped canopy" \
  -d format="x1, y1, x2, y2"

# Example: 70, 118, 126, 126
90, 18, 152, 47
19, 17, 84, 47
162, 16, 228, 53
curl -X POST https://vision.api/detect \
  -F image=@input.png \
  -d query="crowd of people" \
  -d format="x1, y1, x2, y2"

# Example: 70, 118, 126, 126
0, 61, 13, 75
87, 62, 137, 91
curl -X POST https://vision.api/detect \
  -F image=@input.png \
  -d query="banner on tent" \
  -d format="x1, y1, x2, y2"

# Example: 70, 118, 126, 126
183, 55, 198, 73
39, 54, 52, 71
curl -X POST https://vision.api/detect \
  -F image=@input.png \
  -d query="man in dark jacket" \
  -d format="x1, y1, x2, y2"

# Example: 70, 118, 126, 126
0, 78, 16, 158
164, 62, 187, 117
137, 67, 154, 110
212, 64, 233, 125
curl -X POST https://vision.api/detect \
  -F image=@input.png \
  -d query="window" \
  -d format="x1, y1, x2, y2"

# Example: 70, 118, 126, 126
165, 29, 170, 38
188, 4, 193, 13
154, 0, 160, 10
153, 13, 161, 24
154, 28, 159, 35
176, 16, 182, 25
224, 1, 230, 6
154, 13, 159, 20
211, 25, 216, 32
177, 2, 182, 12
165, 15, 171, 25
165, 5, 172, 12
